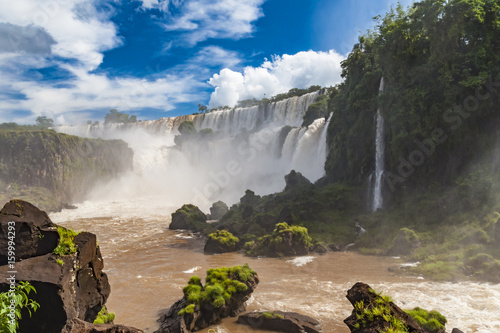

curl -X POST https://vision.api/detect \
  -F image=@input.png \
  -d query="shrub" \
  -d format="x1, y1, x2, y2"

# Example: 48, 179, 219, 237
53, 227, 80, 256
208, 230, 239, 247
0, 282, 39, 333
93, 306, 115, 324
405, 307, 447, 333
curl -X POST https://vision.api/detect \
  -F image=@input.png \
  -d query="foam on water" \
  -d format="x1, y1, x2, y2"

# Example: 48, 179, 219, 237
286, 256, 316, 267
183, 266, 201, 274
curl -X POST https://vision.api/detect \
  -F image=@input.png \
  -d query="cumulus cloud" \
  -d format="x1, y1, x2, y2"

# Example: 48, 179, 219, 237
0, 0, 121, 71
0, 0, 205, 124
0, 23, 56, 54
159, 0, 264, 46
208, 50, 346, 108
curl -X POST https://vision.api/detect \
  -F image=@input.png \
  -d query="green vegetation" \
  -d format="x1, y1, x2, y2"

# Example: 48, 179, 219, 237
93, 306, 116, 324
104, 109, 137, 124
56, 259, 64, 266
352, 288, 446, 333
0, 282, 39, 333
178, 264, 257, 315
53, 227, 80, 256
0, 130, 132, 212
170, 204, 209, 232
208, 230, 239, 247
244, 222, 313, 257
405, 307, 447, 333
352, 297, 408, 333
35, 116, 54, 129
302, 92, 333, 127
174, 121, 214, 148
261, 312, 283, 320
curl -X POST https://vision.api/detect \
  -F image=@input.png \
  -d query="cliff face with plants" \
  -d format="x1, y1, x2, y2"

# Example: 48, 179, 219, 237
0, 130, 133, 211
325, 0, 500, 199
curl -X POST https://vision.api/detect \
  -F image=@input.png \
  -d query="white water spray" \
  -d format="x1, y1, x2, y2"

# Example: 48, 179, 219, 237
56, 92, 330, 212
372, 78, 385, 212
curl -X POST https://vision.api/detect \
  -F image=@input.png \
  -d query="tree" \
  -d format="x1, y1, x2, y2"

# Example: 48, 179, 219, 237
104, 109, 137, 124
35, 116, 54, 129
198, 104, 208, 113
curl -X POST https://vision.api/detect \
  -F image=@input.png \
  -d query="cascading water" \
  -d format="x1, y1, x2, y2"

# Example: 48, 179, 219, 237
56, 91, 329, 209
372, 77, 385, 212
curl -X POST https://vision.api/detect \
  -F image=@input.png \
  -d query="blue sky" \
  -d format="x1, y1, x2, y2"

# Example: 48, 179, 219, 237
0, 0, 414, 124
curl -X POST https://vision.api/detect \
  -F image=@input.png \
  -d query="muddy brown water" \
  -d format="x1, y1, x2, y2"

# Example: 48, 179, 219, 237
51, 203, 500, 333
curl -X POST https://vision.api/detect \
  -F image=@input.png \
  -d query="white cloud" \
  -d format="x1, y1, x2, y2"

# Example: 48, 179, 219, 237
158, 0, 265, 46
0, 0, 121, 71
208, 50, 346, 108
0, 0, 206, 124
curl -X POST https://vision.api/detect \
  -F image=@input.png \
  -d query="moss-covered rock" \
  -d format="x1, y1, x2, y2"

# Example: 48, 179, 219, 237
244, 222, 313, 257
344, 282, 429, 333
204, 230, 239, 254
405, 307, 447, 333
155, 264, 259, 333
169, 204, 208, 232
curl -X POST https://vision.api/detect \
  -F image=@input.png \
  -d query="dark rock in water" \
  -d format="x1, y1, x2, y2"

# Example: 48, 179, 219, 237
344, 282, 426, 333
451, 329, 464, 333
245, 222, 312, 257
238, 311, 321, 333
204, 230, 239, 254
155, 267, 259, 333
209, 201, 228, 221
388, 228, 421, 256
284, 170, 313, 192
313, 243, 329, 254
0, 200, 111, 333
0, 199, 59, 265
62, 318, 144, 333
169, 204, 207, 232
328, 244, 342, 252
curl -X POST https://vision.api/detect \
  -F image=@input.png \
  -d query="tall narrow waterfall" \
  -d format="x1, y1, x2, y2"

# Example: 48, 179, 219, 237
56, 91, 331, 209
372, 78, 385, 212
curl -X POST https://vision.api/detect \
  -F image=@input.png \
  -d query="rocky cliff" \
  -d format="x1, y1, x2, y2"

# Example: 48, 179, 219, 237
0, 200, 142, 333
0, 130, 133, 211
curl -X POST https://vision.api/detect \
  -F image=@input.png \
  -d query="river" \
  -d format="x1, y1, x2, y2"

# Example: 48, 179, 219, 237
50, 198, 500, 333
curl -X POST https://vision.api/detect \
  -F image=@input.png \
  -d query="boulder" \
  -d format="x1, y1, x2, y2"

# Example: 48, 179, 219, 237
0, 199, 59, 265
388, 228, 421, 256
209, 201, 228, 221
204, 230, 239, 254
238, 311, 321, 333
284, 170, 312, 192
155, 265, 259, 333
451, 329, 464, 333
62, 318, 144, 333
313, 243, 329, 254
169, 204, 207, 232
245, 222, 312, 257
344, 282, 426, 333
0, 200, 111, 333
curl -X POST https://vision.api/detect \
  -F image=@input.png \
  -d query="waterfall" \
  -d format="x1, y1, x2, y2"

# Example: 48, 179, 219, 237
372, 77, 385, 212
55, 91, 329, 209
